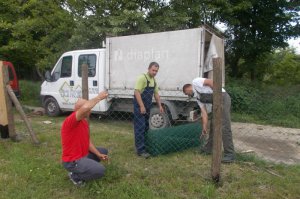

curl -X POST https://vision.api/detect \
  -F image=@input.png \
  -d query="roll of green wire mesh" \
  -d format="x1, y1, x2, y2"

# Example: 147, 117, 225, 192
145, 122, 204, 156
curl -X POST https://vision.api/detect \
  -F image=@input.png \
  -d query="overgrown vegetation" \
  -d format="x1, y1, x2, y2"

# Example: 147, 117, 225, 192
19, 80, 41, 107
0, 115, 299, 198
226, 80, 300, 128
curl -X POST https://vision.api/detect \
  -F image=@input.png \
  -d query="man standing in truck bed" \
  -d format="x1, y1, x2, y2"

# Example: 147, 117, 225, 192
133, 62, 164, 158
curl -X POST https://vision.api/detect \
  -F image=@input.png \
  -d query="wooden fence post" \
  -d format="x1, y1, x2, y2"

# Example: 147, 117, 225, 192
0, 61, 17, 140
81, 63, 89, 124
81, 63, 89, 100
211, 57, 223, 183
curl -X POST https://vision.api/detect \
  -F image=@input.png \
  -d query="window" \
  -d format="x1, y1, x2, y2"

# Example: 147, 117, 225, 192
78, 54, 96, 77
61, 56, 73, 78
52, 56, 72, 81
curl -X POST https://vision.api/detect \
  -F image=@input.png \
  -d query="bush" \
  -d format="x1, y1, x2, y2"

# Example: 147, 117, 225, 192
226, 79, 300, 128
19, 80, 42, 106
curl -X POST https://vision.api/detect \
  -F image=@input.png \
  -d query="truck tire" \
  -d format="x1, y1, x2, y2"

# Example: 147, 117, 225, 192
149, 107, 171, 130
44, 97, 61, 117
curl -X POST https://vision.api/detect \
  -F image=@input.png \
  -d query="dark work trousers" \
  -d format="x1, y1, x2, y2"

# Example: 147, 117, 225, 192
62, 147, 108, 182
133, 78, 155, 154
204, 92, 235, 156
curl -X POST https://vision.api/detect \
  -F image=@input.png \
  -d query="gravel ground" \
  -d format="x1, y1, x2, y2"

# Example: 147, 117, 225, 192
232, 122, 300, 165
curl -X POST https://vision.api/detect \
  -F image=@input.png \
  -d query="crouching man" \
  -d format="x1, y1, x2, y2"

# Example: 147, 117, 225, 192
61, 91, 109, 186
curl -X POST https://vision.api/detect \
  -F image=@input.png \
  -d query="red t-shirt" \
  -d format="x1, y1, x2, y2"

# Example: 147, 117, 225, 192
61, 112, 90, 162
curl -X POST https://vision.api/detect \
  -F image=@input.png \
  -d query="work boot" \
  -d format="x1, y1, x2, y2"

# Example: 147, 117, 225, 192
198, 147, 212, 155
138, 152, 151, 159
221, 154, 235, 163
68, 172, 85, 187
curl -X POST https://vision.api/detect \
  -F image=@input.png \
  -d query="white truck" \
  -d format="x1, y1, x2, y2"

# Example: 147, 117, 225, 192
40, 26, 225, 129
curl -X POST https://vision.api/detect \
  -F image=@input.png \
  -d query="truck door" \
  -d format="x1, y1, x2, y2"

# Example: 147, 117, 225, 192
74, 52, 100, 112
49, 55, 75, 111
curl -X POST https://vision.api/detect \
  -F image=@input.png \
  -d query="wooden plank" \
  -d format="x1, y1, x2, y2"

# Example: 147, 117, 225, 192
0, 61, 8, 126
0, 61, 9, 138
211, 57, 223, 183
6, 85, 39, 144
0, 62, 17, 139
3, 65, 17, 140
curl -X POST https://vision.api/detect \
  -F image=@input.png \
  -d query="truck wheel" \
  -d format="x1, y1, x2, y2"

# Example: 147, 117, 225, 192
149, 107, 171, 130
44, 97, 61, 116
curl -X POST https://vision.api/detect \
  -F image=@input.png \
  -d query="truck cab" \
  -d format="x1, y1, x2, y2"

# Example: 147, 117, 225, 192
41, 49, 109, 116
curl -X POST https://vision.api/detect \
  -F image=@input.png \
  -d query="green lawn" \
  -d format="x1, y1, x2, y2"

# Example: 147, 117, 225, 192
0, 114, 299, 199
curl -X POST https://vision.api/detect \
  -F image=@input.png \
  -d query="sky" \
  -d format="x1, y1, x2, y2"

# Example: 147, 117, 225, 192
288, 38, 300, 54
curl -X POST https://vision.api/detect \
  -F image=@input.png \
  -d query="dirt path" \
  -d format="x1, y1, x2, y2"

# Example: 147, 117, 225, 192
232, 122, 300, 165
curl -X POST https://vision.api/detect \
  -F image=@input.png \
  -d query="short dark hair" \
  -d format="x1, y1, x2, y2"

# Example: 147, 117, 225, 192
148, 62, 159, 69
182, 84, 192, 92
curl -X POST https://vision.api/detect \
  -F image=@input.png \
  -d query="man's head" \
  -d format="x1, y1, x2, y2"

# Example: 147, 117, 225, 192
183, 84, 194, 97
74, 98, 92, 118
148, 62, 159, 77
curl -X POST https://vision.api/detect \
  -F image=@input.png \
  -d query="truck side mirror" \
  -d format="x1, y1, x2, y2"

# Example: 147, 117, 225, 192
45, 71, 52, 82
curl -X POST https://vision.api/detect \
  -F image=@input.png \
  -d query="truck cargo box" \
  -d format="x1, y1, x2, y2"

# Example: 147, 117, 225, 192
106, 27, 224, 99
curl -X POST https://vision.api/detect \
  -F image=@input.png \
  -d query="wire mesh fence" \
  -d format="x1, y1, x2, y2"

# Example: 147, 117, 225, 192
92, 82, 300, 164
97, 89, 205, 157
31, 58, 300, 165
225, 85, 300, 165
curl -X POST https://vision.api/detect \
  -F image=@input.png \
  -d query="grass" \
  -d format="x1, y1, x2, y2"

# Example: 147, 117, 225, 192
231, 112, 300, 128
0, 114, 300, 199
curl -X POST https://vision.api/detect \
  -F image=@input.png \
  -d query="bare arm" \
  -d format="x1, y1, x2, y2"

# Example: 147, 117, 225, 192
89, 141, 108, 161
154, 93, 164, 113
134, 90, 146, 114
76, 91, 108, 121
134, 90, 145, 108
203, 79, 213, 89
200, 106, 208, 135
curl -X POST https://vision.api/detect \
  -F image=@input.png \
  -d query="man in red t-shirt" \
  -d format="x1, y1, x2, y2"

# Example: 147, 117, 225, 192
61, 91, 109, 186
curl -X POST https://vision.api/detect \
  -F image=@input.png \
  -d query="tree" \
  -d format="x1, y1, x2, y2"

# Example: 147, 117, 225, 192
0, 0, 75, 79
64, 0, 219, 48
262, 48, 300, 85
212, 0, 300, 80
170, 0, 221, 28
65, 0, 155, 49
